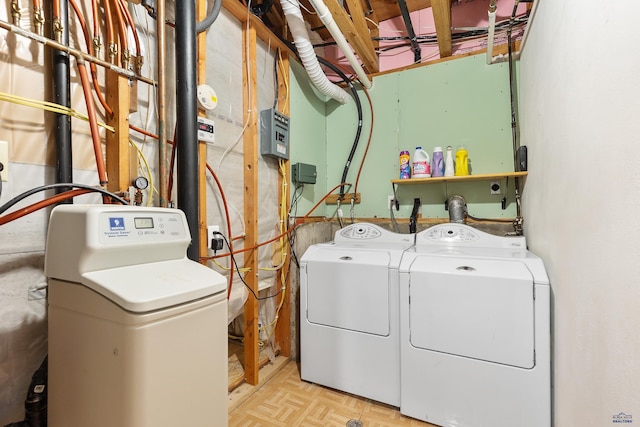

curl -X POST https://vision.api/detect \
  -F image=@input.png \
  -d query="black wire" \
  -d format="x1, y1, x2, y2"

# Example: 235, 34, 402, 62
213, 231, 284, 301
0, 183, 129, 215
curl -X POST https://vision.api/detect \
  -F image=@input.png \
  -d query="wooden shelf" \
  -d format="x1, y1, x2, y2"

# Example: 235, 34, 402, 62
391, 171, 528, 185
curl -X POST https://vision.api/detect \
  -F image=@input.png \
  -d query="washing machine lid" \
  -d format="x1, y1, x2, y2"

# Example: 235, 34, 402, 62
408, 256, 535, 368
81, 259, 227, 312
305, 247, 392, 336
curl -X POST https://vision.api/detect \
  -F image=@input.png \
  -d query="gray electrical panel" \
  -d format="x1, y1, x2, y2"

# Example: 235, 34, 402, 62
260, 108, 290, 159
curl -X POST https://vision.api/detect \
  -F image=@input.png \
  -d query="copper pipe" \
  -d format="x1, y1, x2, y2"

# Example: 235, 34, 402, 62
91, 0, 102, 56
103, 0, 117, 64
0, 19, 156, 86
118, 0, 143, 74
68, 0, 113, 116
52, 0, 62, 42
110, 0, 129, 69
77, 59, 108, 187
157, 0, 168, 207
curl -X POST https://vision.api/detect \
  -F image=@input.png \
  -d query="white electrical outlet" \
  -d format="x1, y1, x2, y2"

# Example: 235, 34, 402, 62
0, 140, 8, 182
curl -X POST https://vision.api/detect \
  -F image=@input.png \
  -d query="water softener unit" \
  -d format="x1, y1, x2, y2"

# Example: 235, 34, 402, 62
44, 205, 228, 427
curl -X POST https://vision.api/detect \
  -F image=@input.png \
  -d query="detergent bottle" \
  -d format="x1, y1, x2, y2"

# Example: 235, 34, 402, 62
412, 147, 431, 178
431, 146, 444, 177
444, 146, 454, 177
399, 150, 411, 179
455, 146, 469, 176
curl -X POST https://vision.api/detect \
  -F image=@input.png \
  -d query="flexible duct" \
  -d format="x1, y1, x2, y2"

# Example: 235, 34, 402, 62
280, 0, 350, 104
306, 0, 372, 89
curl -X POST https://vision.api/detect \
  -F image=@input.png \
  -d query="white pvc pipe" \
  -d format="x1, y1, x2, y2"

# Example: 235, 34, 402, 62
280, 0, 350, 104
307, 0, 373, 89
486, 0, 497, 65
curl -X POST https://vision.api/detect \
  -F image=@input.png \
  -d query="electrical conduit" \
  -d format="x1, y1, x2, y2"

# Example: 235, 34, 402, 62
280, 0, 350, 104
486, 0, 497, 65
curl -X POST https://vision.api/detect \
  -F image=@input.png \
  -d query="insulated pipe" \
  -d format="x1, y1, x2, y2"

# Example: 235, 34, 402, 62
51, 0, 72, 197
306, 0, 372, 89
486, 0, 497, 64
280, 0, 350, 104
175, 0, 200, 261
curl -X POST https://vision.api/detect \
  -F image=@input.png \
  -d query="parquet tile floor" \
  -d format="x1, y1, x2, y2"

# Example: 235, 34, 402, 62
229, 360, 436, 427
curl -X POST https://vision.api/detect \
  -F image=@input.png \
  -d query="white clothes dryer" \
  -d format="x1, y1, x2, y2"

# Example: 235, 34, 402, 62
398, 223, 550, 427
300, 223, 414, 406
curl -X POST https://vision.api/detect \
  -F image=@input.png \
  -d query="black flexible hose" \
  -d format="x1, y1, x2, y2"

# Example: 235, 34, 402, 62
316, 57, 363, 200
282, 40, 364, 201
0, 183, 128, 215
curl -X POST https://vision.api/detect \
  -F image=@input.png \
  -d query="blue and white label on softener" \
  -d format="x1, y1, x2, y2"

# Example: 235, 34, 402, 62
108, 217, 126, 230
99, 211, 188, 244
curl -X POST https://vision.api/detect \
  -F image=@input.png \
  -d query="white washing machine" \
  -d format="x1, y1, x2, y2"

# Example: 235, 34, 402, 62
398, 223, 550, 427
300, 223, 414, 406
45, 205, 228, 427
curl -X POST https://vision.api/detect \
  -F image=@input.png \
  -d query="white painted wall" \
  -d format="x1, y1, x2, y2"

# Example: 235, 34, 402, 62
519, 1, 640, 425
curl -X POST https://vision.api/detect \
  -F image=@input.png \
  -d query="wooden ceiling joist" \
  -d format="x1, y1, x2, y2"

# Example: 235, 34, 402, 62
323, 0, 379, 73
431, 0, 452, 58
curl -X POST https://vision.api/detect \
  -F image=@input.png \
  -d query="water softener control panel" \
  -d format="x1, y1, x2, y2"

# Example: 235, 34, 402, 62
98, 210, 188, 244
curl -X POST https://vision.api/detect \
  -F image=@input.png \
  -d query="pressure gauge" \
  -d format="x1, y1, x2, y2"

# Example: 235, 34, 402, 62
133, 176, 149, 190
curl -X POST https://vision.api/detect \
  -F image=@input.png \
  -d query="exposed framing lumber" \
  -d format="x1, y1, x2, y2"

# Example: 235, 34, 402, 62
105, 71, 131, 194
197, 0, 208, 263
343, 0, 377, 70
242, 22, 260, 386
223, 0, 296, 57
431, 0, 452, 58
323, 0, 379, 73
274, 53, 292, 357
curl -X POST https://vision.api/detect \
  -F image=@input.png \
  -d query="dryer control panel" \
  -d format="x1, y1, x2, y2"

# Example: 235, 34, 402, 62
339, 224, 382, 240
418, 224, 526, 249
425, 225, 480, 243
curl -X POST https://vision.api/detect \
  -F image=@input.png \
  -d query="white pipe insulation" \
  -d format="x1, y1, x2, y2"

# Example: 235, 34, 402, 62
486, 0, 497, 65
280, 0, 350, 104
306, 0, 373, 89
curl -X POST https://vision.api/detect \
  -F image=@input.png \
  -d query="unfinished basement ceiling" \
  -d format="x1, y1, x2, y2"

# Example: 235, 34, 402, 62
255, 0, 531, 73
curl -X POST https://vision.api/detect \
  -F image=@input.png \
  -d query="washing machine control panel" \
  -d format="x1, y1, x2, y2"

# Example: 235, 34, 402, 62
339, 224, 382, 239
424, 225, 480, 243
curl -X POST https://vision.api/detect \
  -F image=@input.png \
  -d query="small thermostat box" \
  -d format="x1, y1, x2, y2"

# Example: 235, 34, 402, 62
197, 117, 215, 143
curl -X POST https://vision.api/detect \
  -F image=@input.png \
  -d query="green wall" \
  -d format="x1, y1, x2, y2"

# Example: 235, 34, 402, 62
290, 53, 520, 221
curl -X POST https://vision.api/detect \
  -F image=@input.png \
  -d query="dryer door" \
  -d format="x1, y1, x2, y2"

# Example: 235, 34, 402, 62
408, 257, 535, 368
306, 248, 391, 336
